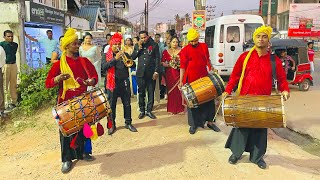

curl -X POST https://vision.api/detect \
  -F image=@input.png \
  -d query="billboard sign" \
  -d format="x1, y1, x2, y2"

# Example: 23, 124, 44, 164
192, 10, 206, 30
29, 2, 65, 25
288, 4, 320, 37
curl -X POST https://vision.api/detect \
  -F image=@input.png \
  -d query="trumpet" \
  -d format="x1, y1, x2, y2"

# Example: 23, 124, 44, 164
116, 47, 134, 68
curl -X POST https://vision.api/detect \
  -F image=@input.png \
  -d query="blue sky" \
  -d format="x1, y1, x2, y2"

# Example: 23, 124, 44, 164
126, 0, 260, 27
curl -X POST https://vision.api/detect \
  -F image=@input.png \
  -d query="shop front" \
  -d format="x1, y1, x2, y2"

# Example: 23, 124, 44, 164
25, 1, 65, 68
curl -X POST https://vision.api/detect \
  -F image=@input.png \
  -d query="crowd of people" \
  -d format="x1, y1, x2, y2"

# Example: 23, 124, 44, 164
0, 25, 316, 173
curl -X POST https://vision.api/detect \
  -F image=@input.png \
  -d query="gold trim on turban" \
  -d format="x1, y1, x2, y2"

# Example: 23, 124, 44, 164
59, 28, 80, 99
187, 28, 200, 41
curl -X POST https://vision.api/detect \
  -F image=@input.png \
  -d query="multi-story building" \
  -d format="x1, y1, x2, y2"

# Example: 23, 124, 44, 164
105, 0, 131, 33
277, 0, 320, 38
232, 9, 259, 15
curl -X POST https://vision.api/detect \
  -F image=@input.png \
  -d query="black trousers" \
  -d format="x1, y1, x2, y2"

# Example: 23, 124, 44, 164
60, 130, 91, 162
187, 100, 215, 128
159, 73, 166, 98
137, 77, 156, 112
107, 78, 132, 125
225, 128, 267, 163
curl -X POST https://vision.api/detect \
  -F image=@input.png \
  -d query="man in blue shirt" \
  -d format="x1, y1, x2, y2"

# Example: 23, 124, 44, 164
25, 30, 58, 64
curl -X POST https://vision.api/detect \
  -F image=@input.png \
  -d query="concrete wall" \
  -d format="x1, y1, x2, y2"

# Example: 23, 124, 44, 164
0, 2, 22, 72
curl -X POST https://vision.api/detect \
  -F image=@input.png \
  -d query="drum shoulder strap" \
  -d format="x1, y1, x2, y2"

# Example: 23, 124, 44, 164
270, 54, 277, 88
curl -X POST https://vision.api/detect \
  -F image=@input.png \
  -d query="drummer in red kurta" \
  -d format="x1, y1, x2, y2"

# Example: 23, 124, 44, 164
45, 28, 98, 173
179, 28, 221, 134
222, 26, 290, 169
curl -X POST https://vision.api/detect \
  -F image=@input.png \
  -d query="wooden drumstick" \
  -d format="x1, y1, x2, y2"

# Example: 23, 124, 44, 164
213, 99, 223, 121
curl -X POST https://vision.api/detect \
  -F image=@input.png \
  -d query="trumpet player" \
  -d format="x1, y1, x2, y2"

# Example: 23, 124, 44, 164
102, 33, 137, 135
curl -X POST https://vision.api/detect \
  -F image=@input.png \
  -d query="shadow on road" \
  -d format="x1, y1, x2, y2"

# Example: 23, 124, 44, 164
266, 155, 320, 175
77, 139, 213, 177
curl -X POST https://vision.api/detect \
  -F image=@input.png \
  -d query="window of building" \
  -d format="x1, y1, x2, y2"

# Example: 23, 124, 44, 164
226, 26, 240, 43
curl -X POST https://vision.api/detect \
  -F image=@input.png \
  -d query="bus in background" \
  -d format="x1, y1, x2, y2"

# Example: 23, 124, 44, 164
205, 15, 264, 76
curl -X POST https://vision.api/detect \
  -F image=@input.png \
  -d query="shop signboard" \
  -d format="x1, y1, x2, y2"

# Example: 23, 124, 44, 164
192, 10, 206, 30
288, 3, 320, 37
113, 1, 126, 9
30, 1, 65, 26
96, 22, 106, 30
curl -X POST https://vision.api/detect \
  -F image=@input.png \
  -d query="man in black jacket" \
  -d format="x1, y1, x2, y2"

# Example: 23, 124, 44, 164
102, 33, 137, 135
131, 31, 160, 119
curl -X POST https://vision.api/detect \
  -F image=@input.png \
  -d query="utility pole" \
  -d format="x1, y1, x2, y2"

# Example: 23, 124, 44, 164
18, 0, 26, 66
194, 0, 206, 10
267, 0, 272, 26
144, 0, 149, 32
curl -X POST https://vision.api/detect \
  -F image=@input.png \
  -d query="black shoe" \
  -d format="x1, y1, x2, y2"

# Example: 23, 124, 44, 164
61, 161, 72, 173
257, 159, 267, 169
228, 154, 239, 164
146, 112, 156, 119
207, 123, 221, 132
108, 125, 116, 135
189, 126, 197, 134
83, 154, 95, 162
138, 112, 145, 119
0, 111, 6, 118
125, 124, 138, 132
6, 104, 16, 111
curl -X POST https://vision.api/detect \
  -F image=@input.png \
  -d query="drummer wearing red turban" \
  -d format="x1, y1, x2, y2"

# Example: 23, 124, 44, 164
45, 28, 98, 173
222, 25, 289, 169
179, 28, 221, 134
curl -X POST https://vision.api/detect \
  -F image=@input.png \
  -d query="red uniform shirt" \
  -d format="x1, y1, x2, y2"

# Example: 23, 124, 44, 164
179, 43, 212, 84
308, 49, 315, 62
225, 50, 289, 95
45, 56, 98, 103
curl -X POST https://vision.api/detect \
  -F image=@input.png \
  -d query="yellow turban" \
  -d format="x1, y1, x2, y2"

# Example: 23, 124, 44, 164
236, 25, 272, 95
59, 28, 80, 99
187, 28, 200, 41
252, 25, 272, 40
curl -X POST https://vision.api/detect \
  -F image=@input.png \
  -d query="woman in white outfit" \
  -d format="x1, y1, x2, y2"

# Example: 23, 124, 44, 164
79, 33, 101, 88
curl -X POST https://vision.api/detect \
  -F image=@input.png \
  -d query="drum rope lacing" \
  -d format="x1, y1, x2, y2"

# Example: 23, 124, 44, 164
90, 92, 99, 121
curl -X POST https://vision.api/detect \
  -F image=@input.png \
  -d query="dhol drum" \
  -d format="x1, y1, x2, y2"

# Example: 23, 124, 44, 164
181, 73, 225, 108
52, 88, 112, 137
222, 95, 286, 128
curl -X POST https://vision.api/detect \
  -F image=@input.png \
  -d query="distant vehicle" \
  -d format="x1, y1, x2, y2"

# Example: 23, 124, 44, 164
271, 39, 313, 91
205, 14, 264, 76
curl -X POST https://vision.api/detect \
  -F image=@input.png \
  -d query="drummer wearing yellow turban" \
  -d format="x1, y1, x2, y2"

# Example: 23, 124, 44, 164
221, 25, 290, 169
179, 28, 220, 135
45, 28, 98, 173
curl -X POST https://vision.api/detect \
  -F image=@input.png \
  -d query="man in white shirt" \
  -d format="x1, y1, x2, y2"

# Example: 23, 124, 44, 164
0, 46, 6, 117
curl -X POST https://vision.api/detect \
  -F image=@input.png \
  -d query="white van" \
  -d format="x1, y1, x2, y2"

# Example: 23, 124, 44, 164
205, 15, 264, 76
